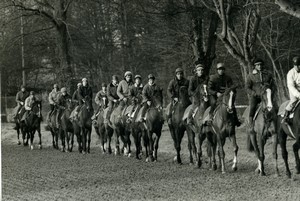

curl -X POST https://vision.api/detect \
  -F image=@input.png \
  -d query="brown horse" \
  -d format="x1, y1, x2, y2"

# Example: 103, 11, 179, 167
73, 96, 93, 154
141, 89, 164, 162
203, 87, 239, 173
20, 100, 43, 150
168, 86, 191, 164
59, 99, 75, 152
14, 107, 27, 145
46, 106, 59, 149
110, 101, 132, 156
278, 101, 300, 178
94, 107, 113, 154
244, 88, 279, 176
184, 86, 209, 167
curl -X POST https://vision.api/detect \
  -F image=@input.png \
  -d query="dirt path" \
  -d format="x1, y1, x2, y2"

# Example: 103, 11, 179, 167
2, 123, 300, 201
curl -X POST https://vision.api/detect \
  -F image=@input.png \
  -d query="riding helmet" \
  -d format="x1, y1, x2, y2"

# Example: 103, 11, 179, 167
175, 68, 183, 74
293, 56, 300, 65
135, 75, 142, 80
61, 87, 67, 93
148, 74, 155, 79
216, 63, 225, 69
254, 58, 264, 66
124, 71, 133, 77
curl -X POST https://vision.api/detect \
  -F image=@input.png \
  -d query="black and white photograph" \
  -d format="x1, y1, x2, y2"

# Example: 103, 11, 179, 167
1, 0, 300, 200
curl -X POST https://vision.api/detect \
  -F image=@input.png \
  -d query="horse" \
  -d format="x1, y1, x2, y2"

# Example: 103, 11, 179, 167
278, 101, 300, 178
168, 86, 191, 164
59, 99, 75, 152
203, 86, 239, 173
14, 106, 27, 145
20, 100, 43, 150
94, 107, 113, 154
110, 100, 132, 157
46, 106, 59, 149
140, 89, 164, 162
76, 96, 93, 154
243, 88, 279, 176
184, 85, 209, 167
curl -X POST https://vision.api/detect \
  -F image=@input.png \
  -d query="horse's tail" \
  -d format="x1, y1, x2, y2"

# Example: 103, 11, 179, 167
246, 134, 254, 152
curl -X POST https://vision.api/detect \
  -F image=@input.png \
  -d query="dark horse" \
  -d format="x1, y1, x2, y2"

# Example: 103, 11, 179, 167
59, 99, 75, 152
46, 106, 59, 149
110, 101, 132, 157
203, 87, 239, 173
20, 100, 43, 150
140, 89, 164, 162
184, 85, 209, 167
14, 106, 27, 145
76, 96, 93, 154
168, 86, 191, 164
94, 107, 113, 154
243, 88, 279, 176
278, 100, 300, 178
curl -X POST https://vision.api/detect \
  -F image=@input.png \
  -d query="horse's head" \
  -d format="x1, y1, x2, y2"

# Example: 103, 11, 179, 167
260, 88, 275, 121
66, 99, 74, 111
179, 86, 191, 106
153, 88, 163, 110
32, 100, 42, 118
83, 96, 93, 112
198, 85, 209, 103
222, 86, 237, 114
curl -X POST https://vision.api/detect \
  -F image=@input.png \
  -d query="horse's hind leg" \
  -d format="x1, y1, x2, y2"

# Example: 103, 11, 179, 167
292, 138, 300, 174
231, 133, 239, 171
16, 125, 21, 145
279, 130, 291, 178
271, 131, 279, 176
60, 130, 66, 152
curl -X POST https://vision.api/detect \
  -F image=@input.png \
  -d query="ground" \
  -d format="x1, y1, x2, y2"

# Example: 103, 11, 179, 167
1, 123, 300, 201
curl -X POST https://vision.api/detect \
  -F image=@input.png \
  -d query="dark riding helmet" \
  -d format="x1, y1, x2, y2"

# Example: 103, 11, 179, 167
135, 75, 142, 80
148, 74, 155, 80
101, 83, 107, 87
293, 56, 300, 66
112, 75, 119, 81
175, 68, 183, 74
254, 58, 264, 66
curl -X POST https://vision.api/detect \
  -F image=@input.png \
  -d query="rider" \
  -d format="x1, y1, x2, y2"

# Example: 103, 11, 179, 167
14, 85, 29, 122
207, 63, 241, 126
282, 56, 300, 124
166, 68, 189, 124
74, 78, 93, 119
127, 75, 143, 123
106, 75, 119, 124
47, 84, 60, 121
140, 74, 162, 122
246, 58, 274, 132
21, 91, 36, 122
72, 82, 82, 104
56, 87, 71, 127
92, 82, 108, 122
187, 64, 208, 125
117, 71, 133, 107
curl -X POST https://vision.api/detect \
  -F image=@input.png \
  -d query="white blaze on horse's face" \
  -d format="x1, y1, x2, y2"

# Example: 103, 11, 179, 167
266, 89, 273, 111
227, 91, 234, 112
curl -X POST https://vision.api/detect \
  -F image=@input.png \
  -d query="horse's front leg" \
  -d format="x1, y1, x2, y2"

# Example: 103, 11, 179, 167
153, 132, 161, 161
114, 129, 120, 155
293, 139, 300, 174
258, 134, 266, 176
37, 126, 42, 149
231, 129, 239, 171
217, 134, 226, 174
16, 124, 21, 145
278, 129, 291, 178
271, 130, 279, 176
186, 127, 195, 165
87, 128, 91, 153
81, 128, 87, 154
29, 130, 35, 150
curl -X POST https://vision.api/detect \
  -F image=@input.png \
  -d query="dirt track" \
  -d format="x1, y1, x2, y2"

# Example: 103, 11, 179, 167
2, 123, 300, 201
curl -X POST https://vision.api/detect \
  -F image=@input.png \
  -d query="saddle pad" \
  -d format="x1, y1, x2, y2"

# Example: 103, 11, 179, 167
182, 105, 193, 121
278, 100, 300, 118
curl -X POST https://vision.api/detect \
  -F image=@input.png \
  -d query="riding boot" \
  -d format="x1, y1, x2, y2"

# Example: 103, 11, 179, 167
281, 110, 290, 124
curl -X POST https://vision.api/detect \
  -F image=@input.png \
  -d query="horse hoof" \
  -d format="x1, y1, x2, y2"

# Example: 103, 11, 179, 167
38, 145, 42, 149
82, 151, 86, 154
146, 158, 149, 162
222, 171, 226, 174
30, 145, 34, 150
260, 172, 266, 176
128, 153, 131, 158
255, 168, 261, 174
189, 162, 194, 166
232, 166, 237, 171
17, 141, 21, 145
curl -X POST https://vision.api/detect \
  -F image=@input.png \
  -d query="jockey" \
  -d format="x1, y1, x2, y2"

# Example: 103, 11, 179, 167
187, 64, 208, 124
140, 74, 162, 122
246, 58, 274, 132
166, 68, 189, 124
92, 82, 108, 122
127, 75, 143, 123
14, 85, 29, 120
74, 78, 93, 119
207, 63, 241, 126
22, 91, 36, 122
282, 56, 300, 124
47, 84, 60, 120
117, 71, 134, 106
72, 82, 82, 104
56, 87, 71, 127
106, 75, 119, 124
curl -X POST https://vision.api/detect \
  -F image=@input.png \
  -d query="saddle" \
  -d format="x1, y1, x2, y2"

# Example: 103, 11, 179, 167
278, 100, 300, 119
202, 105, 221, 124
